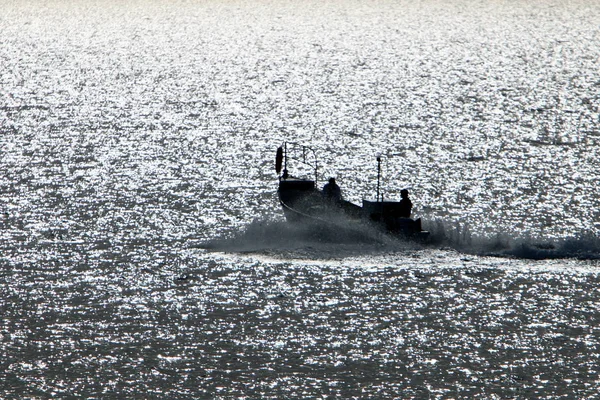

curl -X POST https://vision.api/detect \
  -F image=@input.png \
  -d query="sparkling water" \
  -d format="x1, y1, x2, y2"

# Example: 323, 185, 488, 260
1, 0, 599, 398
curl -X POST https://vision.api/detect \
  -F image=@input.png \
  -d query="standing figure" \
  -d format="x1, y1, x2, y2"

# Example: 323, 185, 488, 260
398, 189, 412, 218
323, 177, 342, 202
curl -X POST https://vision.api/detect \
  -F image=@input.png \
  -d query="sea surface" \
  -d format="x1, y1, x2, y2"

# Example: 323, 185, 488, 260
1, 0, 600, 398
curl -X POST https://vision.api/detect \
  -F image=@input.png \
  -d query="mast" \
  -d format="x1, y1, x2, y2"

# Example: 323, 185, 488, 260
376, 156, 382, 202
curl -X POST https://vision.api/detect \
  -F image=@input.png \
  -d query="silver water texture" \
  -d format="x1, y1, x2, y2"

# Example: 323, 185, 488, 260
1, 0, 600, 398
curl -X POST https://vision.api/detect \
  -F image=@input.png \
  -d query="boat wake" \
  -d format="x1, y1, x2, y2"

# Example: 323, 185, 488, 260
427, 219, 600, 260
200, 218, 419, 257
202, 218, 600, 261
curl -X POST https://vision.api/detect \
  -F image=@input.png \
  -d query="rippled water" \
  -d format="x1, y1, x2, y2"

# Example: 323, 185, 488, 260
1, 0, 600, 398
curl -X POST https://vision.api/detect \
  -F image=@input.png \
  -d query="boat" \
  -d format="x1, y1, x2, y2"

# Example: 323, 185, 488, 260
275, 142, 429, 241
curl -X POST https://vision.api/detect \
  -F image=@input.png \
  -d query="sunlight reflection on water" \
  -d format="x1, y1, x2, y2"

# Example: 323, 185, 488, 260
1, 0, 600, 398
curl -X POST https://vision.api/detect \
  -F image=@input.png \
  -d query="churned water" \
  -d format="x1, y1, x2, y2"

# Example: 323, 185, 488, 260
1, 0, 600, 398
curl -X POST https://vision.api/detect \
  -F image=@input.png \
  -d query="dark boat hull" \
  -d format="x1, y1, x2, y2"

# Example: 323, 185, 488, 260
278, 178, 429, 241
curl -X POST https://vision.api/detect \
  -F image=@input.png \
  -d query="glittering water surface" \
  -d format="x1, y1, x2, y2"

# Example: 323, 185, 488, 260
1, 0, 600, 398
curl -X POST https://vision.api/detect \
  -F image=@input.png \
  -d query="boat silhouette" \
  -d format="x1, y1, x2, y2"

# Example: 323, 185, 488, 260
275, 142, 429, 241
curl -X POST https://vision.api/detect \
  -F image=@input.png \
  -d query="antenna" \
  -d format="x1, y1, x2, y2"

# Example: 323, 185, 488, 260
376, 155, 382, 202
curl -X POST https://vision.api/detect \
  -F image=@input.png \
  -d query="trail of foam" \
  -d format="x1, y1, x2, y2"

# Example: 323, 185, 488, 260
202, 218, 600, 261
427, 218, 600, 260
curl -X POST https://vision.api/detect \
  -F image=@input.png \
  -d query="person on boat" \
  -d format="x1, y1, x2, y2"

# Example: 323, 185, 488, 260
398, 189, 412, 218
323, 177, 342, 202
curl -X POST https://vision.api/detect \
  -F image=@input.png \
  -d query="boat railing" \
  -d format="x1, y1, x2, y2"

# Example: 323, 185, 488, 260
280, 141, 319, 184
